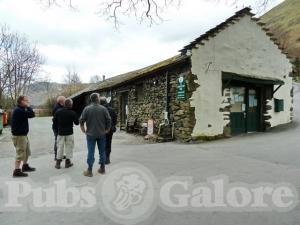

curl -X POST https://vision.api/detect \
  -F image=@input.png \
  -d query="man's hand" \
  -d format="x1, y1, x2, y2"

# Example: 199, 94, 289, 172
80, 125, 86, 134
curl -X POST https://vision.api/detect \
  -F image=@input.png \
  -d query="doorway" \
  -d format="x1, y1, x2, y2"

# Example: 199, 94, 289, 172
230, 87, 261, 135
120, 91, 129, 129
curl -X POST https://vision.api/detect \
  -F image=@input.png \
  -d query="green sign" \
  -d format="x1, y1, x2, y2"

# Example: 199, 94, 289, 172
176, 77, 186, 101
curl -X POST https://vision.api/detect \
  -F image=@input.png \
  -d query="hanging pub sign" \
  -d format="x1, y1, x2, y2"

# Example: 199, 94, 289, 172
176, 76, 186, 101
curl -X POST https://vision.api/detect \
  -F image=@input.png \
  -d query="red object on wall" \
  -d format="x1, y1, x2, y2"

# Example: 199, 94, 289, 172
3, 112, 8, 126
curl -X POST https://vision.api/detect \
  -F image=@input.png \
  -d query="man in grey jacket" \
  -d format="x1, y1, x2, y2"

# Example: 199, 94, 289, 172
80, 93, 111, 177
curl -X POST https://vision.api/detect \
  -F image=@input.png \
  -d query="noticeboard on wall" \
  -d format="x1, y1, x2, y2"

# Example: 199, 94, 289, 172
147, 119, 154, 135
274, 99, 284, 112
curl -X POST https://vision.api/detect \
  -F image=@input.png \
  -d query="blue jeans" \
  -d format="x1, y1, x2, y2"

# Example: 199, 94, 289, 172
86, 135, 106, 170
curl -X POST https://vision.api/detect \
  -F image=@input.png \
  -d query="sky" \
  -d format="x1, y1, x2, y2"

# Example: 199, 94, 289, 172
0, 0, 284, 83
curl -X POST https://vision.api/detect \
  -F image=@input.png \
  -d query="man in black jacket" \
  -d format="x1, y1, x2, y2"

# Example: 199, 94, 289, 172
100, 97, 117, 164
11, 96, 36, 177
52, 96, 66, 160
53, 98, 79, 169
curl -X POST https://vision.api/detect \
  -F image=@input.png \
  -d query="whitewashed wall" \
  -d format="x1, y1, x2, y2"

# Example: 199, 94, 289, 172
189, 15, 293, 137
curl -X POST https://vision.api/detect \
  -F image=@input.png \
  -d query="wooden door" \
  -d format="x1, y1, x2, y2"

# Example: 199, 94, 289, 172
230, 87, 246, 135
246, 88, 260, 133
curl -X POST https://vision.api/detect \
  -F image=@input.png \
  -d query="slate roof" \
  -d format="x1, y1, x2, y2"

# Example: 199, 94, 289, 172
70, 54, 189, 99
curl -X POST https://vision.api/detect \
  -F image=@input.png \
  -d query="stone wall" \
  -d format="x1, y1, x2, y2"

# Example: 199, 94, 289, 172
219, 87, 232, 137
79, 60, 200, 142
168, 69, 198, 142
104, 61, 199, 142
109, 74, 167, 134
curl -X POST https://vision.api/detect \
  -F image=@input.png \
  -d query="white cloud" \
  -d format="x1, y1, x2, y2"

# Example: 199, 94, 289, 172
0, 0, 284, 83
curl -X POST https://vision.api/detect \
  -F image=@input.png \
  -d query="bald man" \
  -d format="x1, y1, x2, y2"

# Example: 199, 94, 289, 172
52, 96, 66, 161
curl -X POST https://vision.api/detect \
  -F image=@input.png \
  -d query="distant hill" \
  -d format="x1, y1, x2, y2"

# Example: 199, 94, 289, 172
27, 81, 89, 107
27, 82, 64, 107
261, 0, 300, 59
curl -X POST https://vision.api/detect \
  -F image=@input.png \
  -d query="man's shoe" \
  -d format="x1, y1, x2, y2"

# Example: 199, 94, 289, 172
13, 169, 28, 177
22, 164, 36, 172
55, 160, 62, 169
83, 169, 93, 177
65, 159, 73, 168
98, 164, 105, 174
105, 156, 110, 165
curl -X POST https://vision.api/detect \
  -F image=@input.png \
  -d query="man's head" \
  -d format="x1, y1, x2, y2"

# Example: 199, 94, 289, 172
100, 96, 107, 106
57, 96, 66, 106
64, 98, 73, 109
90, 93, 100, 104
17, 96, 29, 107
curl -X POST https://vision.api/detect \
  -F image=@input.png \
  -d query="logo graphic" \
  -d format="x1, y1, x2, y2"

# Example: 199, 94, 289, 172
97, 162, 157, 225
113, 173, 146, 212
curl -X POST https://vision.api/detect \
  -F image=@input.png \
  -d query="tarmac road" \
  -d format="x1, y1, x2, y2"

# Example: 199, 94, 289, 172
0, 83, 300, 225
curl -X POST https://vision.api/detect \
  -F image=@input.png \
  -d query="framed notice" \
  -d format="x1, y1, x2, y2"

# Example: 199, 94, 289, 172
147, 119, 154, 135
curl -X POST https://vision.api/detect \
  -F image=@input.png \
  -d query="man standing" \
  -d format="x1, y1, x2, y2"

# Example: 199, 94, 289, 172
100, 97, 117, 164
52, 96, 66, 160
80, 93, 111, 177
53, 99, 79, 169
11, 96, 36, 177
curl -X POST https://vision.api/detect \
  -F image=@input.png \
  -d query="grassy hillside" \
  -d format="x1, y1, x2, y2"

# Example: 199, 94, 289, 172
261, 0, 300, 59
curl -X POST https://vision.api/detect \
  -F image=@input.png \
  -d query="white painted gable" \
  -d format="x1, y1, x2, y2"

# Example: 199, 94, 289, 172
190, 15, 293, 137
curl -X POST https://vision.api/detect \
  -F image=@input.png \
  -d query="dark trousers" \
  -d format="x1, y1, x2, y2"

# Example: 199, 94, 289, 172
105, 131, 113, 158
53, 131, 58, 160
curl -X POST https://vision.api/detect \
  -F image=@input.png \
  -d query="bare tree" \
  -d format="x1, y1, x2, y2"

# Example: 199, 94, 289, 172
0, 25, 44, 106
99, 0, 182, 27
63, 66, 84, 96
40, 0, 78, 10
89, 74, 102, 83
41, 0, 276, 27
0, 25, 13, 104
41, 0, 180, 27
64, 66, 81, 84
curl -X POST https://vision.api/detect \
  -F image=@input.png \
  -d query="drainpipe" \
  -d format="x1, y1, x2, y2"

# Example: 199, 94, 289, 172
165, 71, 170, 125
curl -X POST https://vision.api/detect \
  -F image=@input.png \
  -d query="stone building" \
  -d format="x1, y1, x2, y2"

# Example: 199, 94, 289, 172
71, 7, 293, 142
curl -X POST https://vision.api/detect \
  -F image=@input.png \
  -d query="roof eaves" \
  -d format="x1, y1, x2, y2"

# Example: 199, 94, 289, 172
254, 17, 294, 67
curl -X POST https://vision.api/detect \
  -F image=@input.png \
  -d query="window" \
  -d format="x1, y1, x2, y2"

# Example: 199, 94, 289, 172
274, 99, 284, 112
136, 83, 144, 102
